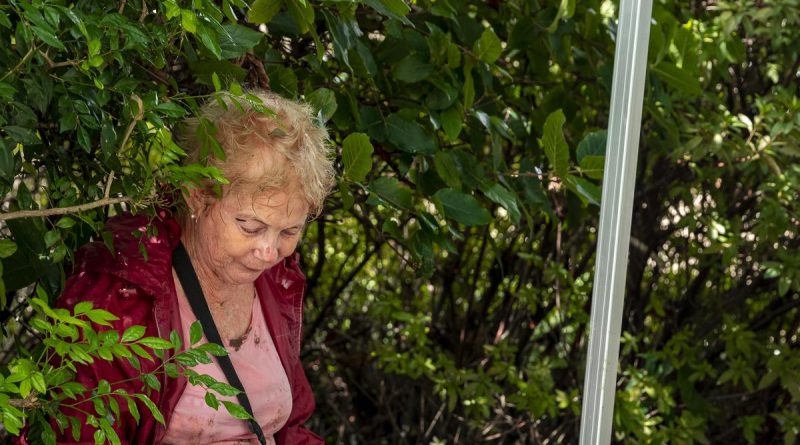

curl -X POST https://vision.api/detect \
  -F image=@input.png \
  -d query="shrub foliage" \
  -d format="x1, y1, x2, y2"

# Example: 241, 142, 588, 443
0, 0, 799, 444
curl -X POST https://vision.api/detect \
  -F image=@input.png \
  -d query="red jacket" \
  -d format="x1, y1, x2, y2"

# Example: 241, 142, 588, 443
49, 211, 322, 444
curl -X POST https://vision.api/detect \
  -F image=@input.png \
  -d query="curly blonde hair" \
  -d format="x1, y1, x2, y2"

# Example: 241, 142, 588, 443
178, 90, 335, 218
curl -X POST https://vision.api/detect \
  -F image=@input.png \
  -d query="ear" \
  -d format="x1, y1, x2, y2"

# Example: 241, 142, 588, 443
184, 185, 213, 214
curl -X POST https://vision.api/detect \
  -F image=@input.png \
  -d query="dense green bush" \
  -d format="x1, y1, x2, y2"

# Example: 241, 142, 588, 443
1, 0, 799, 443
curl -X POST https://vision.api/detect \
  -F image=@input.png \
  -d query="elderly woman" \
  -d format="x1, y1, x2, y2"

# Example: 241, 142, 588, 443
51, 91, 334, 444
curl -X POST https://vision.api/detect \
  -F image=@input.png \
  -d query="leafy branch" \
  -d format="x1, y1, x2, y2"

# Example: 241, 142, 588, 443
0, 297, 245, 444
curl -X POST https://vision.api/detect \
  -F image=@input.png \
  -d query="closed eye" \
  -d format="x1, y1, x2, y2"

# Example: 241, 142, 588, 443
236, 218, 262, 235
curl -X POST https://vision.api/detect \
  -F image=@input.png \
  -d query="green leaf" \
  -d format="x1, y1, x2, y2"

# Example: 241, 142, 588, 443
379, 0, 410, 16
541, 109, 569, 177
68, 415, 81, 441
778, 276, 791, 297
434, 151, 462, 190
385, 114, 436, 154
138, 337, 174, 350
0, 138, 14, 180
77, 126, 92, 152
196, 23, 222, 59
122, 325, 146, 342
463, 63, 475, 109
579, 155, 605, 180
576, 130, 607, 163
222, 400, 253, 420
247, 0, 282, 24
189, 320, 203, 345
0, 11, 11, 29
31, 26, 66, 50
439, 105, 463, 141
181, 10, 197, 33
340, 182, 354, 211
175, 352, 199, 366
219, 23, 264, 59
3, 409, 22, 435
74, 301, 93, 315
322, 10, 360, 69
55, 217, 76, 229
306, 88, 338, 124
130, 343, 153, 362
0, 240, 17, 258
394, 54, 434, 83
0, 81, 15, 100
652, 62, 702, 96
343, 133, 374, 182
370, 177, 414, 210
100, 417, 121, 445
210, 381, 241, 396
353, 39, 377, 76
93, 428, 105, 445
170, 329, 182, 350
565, 175, 601, 206
195, 342, 228, 357
473, 28, 502, 64
427, 80, 458, 110
85, 309, 119, 327
134, 394, 165, 425
205, 392, 220, 410
44, 230, 60, 248
31, 372, 47, 394
286, 0, 315, 35
20, 378, 31, 398
5, 126, 39, 145
142, 373, 161, 391
154, 102, 187, 118
363, 0, 412, 25
481, 183, 521, 224
39, 419, 56, 445
434, 188, 491, 226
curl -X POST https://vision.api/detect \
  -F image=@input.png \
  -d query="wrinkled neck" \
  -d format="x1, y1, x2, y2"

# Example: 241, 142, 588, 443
179, 220, 254, 306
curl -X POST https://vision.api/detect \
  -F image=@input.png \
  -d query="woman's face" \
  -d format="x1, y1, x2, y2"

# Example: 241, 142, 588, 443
189, 187, 309, 286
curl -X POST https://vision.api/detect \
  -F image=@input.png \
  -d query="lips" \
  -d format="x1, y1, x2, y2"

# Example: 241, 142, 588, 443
242, 264, 266, 273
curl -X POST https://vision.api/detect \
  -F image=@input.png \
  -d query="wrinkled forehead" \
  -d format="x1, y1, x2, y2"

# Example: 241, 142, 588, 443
223, 186, 310, 221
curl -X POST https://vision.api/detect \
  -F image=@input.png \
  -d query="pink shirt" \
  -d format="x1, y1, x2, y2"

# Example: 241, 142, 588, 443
162, 287, 292, 445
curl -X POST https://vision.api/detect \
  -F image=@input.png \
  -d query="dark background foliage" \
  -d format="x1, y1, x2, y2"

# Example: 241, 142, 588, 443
1, 0, 799, 443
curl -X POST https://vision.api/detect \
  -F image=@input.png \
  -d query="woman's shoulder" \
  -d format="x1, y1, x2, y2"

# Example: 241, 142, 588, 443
71, 209, 182, 299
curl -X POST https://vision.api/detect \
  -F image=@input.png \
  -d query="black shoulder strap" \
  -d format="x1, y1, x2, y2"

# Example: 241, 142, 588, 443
172, 242, 267, 445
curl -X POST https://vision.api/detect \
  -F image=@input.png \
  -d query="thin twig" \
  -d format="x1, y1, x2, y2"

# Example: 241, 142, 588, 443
139, 0, 148, 22
104, 171, 115, 200
0, 196, 132, 222
119, 94, 144, 154
38, 50, 79, 69
0, 44, 36, 82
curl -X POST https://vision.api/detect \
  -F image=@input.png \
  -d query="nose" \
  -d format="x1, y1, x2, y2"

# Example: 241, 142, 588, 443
254, 234, 279, 263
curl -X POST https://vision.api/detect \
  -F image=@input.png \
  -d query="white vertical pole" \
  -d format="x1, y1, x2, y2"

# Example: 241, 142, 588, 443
579, 0, 652, 444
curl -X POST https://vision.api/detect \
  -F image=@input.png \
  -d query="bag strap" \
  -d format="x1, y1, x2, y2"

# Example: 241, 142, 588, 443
172, 241, 268, 445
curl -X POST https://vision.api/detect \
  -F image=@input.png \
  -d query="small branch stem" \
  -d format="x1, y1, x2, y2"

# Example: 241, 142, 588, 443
104, 171, 115, 200
0, 197, 133, 222
0, 44, 36, 82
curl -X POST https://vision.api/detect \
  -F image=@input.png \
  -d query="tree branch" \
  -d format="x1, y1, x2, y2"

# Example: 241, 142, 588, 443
0, 197, 132, 222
